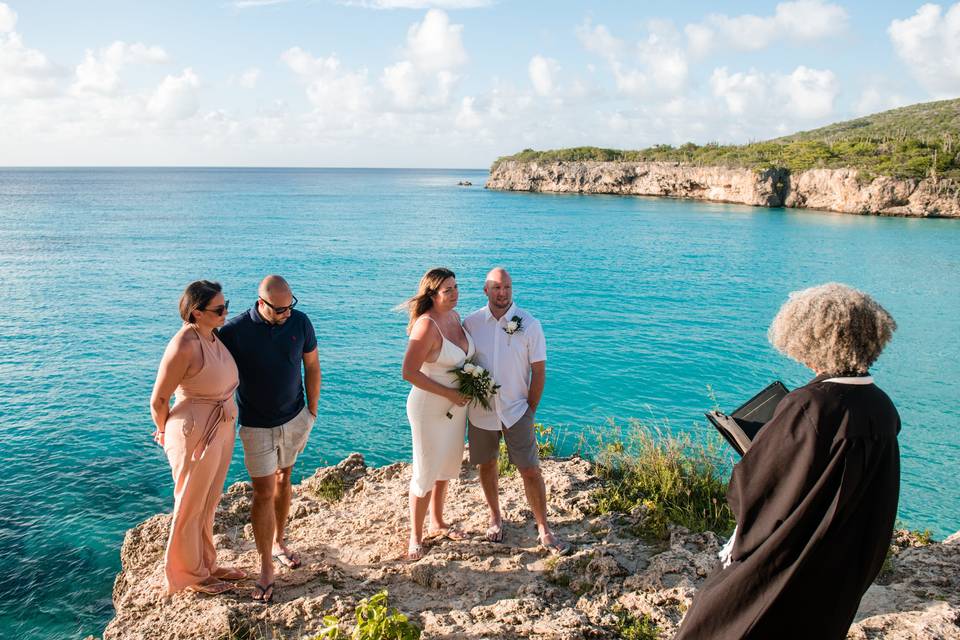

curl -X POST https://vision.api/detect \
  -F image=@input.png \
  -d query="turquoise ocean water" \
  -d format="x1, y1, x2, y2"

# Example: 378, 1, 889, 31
0, 168, 958, 638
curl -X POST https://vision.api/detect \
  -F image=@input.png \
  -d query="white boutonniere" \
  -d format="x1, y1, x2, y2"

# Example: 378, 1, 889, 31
503, 315, 523, 343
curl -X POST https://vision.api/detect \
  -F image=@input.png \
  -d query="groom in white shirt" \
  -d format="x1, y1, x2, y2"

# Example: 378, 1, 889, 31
464, 267, 570, 555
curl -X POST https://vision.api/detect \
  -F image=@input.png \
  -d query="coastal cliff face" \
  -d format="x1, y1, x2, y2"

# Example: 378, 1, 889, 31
486, 161, 960, 217
100, 455, 960, 640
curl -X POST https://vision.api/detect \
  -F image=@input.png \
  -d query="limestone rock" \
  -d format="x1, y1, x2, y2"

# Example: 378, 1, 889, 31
486, 160, 787, 207
486, 160, 960, 217
100, 454, 960, 639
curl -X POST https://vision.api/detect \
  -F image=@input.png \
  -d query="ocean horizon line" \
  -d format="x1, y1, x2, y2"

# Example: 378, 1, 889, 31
0, 165, 490, 172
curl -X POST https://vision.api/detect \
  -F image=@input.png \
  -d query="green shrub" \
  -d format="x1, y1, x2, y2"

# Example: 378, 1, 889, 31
612, 608, 660, 640
535, 422, 557, 458
314, 474, 345, 502
584, 420, 735, 540
314, 591, 420, 640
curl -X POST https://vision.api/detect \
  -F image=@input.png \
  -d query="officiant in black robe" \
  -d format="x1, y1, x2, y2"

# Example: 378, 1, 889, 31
675, 283, 901, 640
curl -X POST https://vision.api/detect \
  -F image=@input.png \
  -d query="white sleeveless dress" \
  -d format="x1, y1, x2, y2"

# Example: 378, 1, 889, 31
406, 316, 475, 497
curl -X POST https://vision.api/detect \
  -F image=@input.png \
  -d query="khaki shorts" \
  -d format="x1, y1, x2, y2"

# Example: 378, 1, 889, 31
239, 406, 315, 478
468, 407, 538, 469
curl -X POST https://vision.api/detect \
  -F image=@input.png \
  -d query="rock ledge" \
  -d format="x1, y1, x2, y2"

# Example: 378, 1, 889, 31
102, 455, 960, 639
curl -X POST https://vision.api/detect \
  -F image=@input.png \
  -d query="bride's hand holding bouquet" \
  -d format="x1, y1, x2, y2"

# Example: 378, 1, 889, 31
445, 359, 500, 419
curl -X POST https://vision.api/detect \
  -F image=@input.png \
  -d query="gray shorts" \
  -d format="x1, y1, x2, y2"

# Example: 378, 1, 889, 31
239, 406, 315, 478
468, 407, 538, 469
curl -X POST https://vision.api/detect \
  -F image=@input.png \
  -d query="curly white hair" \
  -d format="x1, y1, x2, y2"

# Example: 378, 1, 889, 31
768, 283, 897, 374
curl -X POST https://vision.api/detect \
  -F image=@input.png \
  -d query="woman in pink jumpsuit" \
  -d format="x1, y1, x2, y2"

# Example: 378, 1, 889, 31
150, 280, 244, 595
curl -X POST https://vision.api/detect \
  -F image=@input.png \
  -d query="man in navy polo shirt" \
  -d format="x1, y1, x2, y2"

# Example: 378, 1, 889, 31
218, 275, 321, 603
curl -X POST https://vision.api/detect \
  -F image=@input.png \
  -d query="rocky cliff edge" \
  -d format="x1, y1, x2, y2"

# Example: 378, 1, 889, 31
101, 455, 960, 639
485, 161, 960, 218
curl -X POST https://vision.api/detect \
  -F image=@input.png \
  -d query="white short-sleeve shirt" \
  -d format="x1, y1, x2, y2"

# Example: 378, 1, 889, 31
463, 303, 546, 430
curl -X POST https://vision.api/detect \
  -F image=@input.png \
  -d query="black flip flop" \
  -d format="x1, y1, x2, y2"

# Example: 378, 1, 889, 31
252, 582, 275, 603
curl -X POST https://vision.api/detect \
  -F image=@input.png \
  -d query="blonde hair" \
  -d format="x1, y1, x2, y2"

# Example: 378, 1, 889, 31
403, 267, 456, 334
768, 283, 897, 374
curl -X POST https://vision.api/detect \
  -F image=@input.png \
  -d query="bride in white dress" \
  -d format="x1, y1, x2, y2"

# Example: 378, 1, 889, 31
401, 268, 474, 561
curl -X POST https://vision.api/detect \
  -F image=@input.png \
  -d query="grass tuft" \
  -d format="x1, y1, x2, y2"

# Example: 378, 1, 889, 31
612, 608, 660, 640
314, 474, 345, 502
583, 420, 735, 540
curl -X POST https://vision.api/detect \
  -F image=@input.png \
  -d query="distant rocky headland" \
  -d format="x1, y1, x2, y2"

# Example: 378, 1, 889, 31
487, 98, 960, 218
99, 454, 959, 639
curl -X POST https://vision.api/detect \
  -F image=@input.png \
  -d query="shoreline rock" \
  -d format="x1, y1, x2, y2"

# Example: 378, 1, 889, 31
485, 160, 960, 218
101, 454, 960, 639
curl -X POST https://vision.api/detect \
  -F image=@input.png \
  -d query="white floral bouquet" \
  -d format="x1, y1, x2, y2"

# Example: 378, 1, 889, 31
445, 359, 501, 419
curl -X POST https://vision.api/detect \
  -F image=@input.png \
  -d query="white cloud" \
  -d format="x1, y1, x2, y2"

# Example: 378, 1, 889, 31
73, 41, 168, 95
233, 0, 292, 7
405, 9, 467, 72
577, 20, 687, 96
576, 22, 623, 62
382, 60, 420, 108
238, 67, 261, 89
341, 0, 491, 8
148, 68, 201, 120
641, 21, 688, 93
889, 3, 960, 97
710, 65, 838, 120
455, 95, 481, 128
282, 47, 372, 114
435, 70, 457, 103
693, 0, 848, 53
380, 10, 465, 109
854, 87, 909, 116
710, 67, 769, 115
528, 55, 558, 96
0, 2, 16, 32
782, 66, 839, 118
0, 31, 62, 99
684, 23, 713, 58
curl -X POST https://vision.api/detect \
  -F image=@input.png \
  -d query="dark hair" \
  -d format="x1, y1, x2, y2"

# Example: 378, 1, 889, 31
179, 280, 222, 324
404, 267, 456, 334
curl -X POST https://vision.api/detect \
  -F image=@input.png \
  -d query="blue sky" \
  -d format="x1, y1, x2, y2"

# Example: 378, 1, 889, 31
1, 0, 958, 167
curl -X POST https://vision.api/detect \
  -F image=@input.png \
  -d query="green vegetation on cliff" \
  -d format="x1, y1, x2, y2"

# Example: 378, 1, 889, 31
493, 98, 960, 180
585, 421, 736, 540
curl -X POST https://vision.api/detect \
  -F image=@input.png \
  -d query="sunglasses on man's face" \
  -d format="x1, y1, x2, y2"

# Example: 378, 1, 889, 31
200, 300, 230, 316
259, 295, 298, 315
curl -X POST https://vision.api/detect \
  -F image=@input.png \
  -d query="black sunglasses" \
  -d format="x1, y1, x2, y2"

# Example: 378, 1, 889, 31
200, 300, 230, 316
259, 295, 298, 315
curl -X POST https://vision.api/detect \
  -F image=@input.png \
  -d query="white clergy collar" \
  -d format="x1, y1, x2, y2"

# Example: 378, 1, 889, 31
822, 376, 875, 385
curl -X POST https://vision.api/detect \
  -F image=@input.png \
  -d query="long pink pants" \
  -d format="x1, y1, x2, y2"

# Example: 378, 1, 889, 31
162, 417, 235, 594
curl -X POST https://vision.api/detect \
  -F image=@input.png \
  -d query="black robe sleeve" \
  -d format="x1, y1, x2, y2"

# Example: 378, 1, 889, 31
728, 390, 828, 561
